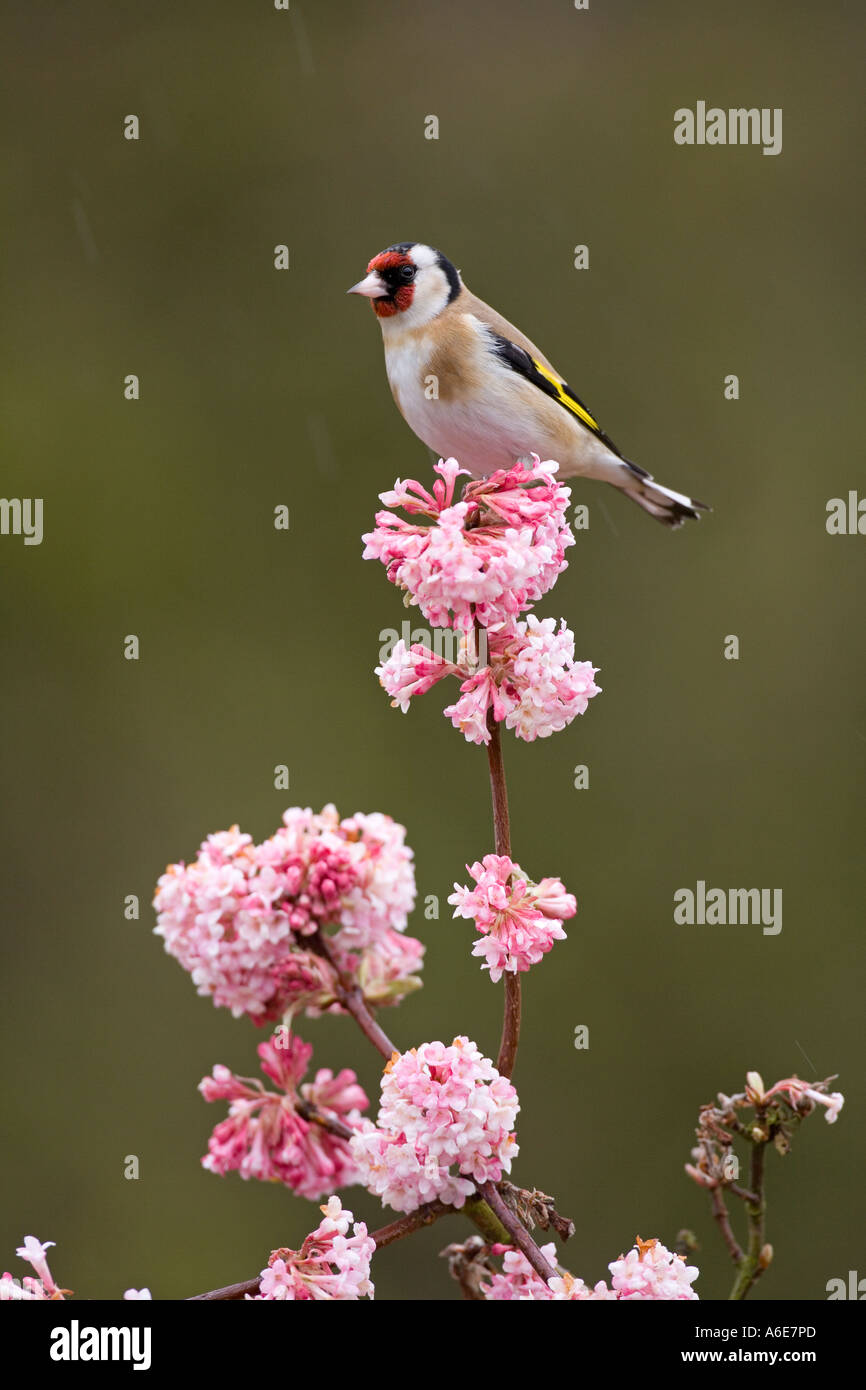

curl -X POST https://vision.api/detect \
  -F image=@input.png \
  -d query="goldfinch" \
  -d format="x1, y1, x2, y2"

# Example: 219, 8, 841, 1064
348, 242, 708, 526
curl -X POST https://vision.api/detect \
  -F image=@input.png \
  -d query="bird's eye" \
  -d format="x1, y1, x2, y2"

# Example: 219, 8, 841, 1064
399, 264, 416, 282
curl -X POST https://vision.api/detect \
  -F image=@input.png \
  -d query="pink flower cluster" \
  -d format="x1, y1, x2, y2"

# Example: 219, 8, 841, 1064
756, 1073, 845, 1124
364, 457, 573, 633
153, 805, 421, 1021
0, 1237, 66, 1301
482, 1243, 614, 1301
449, 854, 576, 981
482, 1237, 699, 1301
379, 617, 600, 745
0, 1236, 153, 1301
247, 1197, 375, 1300
365, 458, 601, 744
607, 1239, 700, 1300
351, 1038, 519, 1213
200, 1035, 367, 1200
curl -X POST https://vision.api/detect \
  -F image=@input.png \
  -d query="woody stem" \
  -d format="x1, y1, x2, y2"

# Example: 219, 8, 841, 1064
486, 711, 521, 1079
308, 929, 396, 1061
187, 1202, 453, 1300
479, 1182, 556, 1283
729, 1132, 768, 1301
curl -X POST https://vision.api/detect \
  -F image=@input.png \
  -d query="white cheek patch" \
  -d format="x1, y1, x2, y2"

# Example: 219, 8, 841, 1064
409, 243, 439, 270
414, 269, 450, 316
391, 267, 450, 329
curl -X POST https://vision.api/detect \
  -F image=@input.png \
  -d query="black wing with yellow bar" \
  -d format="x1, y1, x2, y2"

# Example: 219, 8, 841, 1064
490, 333, 636, 465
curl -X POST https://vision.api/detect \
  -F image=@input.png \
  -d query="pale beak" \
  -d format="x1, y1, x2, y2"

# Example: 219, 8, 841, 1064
346, 272, 390, 299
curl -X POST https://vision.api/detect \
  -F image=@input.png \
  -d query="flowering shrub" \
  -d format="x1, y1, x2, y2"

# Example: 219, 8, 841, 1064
480, 1236, 698, 1301
362, 457, 574, 634
153, 805, 419, 1021
350, 1038, 519, 1212
9, 453, 843, 1304
199, 1035, 368, 1199
367, 459, 600, 744
449, 854, 576, 980
246, 1198, 374, 1301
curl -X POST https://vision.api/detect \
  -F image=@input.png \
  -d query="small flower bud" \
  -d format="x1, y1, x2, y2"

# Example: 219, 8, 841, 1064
745, 1071, 766, 1102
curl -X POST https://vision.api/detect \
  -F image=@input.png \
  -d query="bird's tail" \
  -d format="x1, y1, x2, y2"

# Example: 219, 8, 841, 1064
618, 459, 709, 528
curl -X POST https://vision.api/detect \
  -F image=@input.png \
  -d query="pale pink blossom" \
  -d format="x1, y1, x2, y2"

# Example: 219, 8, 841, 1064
363, 457, 574, 634
481, 1243, 560, 1300
356, 928, 425, 1005
153, 805, 417, 1021
200, 1035, 367, 1199
443, 664, 510, 745
548, 1272, 618, 1301
380, 621, 600, 746
351, 1037, 519, 1213
246, 1197, 374, 1300
1, 1237, 66, 1300
266, 947, 342, 1018
763, 1077, 845, 1124
449, 855, 576, 982
497, 616, 601, 741
0, 1273, 56, 1301
333, 809, 417, 949
687, 1073, 845, 1193
481, 1244, 615, 1300
0, 1275, 41, 1300
123, 1288, 153, 1300
376, 640, 462, 713
481, 1237, 699, 1301
16, 1237, 57, 1293
608, 1238, 699, 1300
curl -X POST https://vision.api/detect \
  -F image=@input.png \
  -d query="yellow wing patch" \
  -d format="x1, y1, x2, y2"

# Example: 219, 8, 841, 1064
531, 358, 602, 434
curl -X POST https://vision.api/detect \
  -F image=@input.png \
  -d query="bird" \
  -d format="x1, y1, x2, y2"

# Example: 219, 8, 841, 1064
347, 241, 708, 526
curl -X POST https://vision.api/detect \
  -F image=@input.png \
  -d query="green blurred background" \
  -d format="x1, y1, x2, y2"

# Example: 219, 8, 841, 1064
2, 0, 863, 1300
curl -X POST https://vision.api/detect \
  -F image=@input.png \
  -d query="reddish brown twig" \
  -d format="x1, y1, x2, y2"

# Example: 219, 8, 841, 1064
295, 1100, 354, 1143
485, 713, 521, 1080
187, 1201, 453, 1300
369, 1200, 451, 1249
308, 929, 396, 1061
729, 1131, 769, 1301
710, 1186, 744, 1264
479, 1182, 556, 1284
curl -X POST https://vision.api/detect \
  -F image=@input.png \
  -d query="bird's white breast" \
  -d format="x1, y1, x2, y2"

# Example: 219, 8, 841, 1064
381, 315, 533, 475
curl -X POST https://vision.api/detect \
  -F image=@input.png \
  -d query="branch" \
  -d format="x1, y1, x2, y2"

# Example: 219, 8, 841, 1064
295, 1100, 354, 1143
710, 1186, 744, 1265
463, 1193, 510, 1245
486, 711, 512, 860
368, 1201, 451, 1249
191, 674, 553, 1304
729, 1134, 770, 1300
498, 1181, 575, 1242
187, 1201, 453, 1300
479, 1181, 557, 1284
188, 1277, 259, 1302
485, 712, 521, 1080
308, 929, 396, 1061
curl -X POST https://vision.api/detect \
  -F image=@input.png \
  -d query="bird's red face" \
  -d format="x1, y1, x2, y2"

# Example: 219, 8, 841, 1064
347, 246, 418, 317
348, 243, 461, 329
366, 251, 416, 317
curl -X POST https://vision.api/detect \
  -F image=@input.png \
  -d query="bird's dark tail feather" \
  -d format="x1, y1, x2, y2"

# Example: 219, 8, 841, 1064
621, 459, 710, 528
